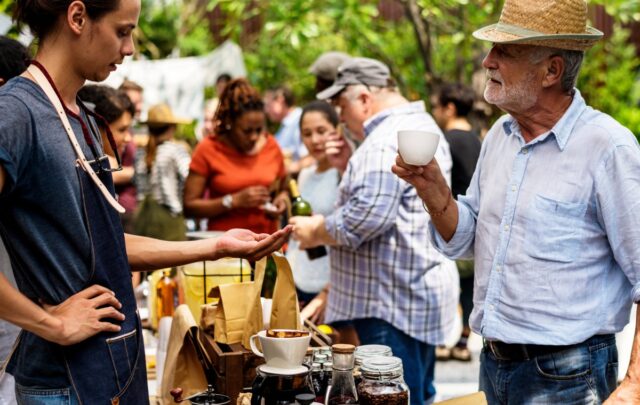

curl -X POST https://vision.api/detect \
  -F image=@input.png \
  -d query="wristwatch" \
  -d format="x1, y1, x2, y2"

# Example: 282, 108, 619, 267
222, 194, 233, 209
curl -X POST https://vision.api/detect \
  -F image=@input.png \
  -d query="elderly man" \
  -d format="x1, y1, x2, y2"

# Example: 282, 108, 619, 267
393, 0, 640, 403
291, 57, 459, 405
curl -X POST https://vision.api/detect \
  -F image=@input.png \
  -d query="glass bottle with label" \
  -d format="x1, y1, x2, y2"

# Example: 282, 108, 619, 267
289, 179, 327, 260
325, 344, 358, 404
357, 357, 409, 405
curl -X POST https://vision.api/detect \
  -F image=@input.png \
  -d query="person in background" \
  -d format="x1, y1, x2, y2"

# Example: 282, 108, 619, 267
393, 0, 640, 402
184, 78, 289, 234
0, 34, 29, 405
287, 101, 341, 322
134, 104, 192, 241
119, 78, 144, 122
264, 85, 313, 175
202, 73, 232, 138
0, 0, 291, 402
430, 82, 482, 362
309, 51, 352, 93
290, 57, 459, 405
78, 84, 137, 233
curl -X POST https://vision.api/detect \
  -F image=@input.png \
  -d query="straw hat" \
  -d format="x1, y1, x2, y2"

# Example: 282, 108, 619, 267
144, 104, 192, 125
473, 0, 603, 51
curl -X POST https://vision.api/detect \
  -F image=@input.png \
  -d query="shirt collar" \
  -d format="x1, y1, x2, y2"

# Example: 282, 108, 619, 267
502, 88, 587, 151
363, 101, 427, 137
282, 107, 302, 127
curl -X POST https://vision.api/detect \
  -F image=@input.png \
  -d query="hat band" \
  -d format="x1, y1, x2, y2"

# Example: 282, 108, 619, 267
495, 21, 602, 41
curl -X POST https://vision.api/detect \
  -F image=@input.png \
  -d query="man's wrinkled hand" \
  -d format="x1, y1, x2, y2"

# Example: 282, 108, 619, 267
605, 378, 640, 404
212, 226, 293, 262
41, 284, 124, 346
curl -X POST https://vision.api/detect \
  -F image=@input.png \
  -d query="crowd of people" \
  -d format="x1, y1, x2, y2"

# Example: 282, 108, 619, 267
1, 0, 640, 404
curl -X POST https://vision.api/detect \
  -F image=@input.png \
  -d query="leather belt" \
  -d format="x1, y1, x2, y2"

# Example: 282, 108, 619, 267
483, 334, 613, 362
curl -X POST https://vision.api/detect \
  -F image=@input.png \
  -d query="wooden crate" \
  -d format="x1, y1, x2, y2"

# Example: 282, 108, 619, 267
199, 332, 264, 402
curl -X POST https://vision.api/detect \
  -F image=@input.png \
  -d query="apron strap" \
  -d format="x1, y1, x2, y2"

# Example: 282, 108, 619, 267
0, 330, 23, 380
26, 64, 125, 214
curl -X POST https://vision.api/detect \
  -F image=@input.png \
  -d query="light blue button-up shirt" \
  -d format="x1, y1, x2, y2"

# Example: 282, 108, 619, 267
431, 89, 640, 345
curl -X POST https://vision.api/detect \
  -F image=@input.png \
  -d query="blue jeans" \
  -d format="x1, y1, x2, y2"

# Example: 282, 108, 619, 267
15, 385, 79, 405
479, 334, 618, 404
352, 318, 436, 405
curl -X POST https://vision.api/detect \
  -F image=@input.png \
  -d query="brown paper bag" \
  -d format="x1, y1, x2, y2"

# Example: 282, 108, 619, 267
269, 252, 302, 331
210, 282, 257, 344
161, 305, 207, 405
199, 303, 217, 335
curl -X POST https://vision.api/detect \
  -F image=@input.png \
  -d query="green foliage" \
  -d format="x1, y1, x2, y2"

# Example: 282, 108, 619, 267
579, 26, 640, 136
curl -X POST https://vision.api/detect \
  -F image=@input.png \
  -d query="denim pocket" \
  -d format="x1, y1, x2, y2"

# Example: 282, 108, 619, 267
15, 385, 75, 405
106, 328, 138, 393
535, 346, 591, 380
526, 195, 588, 263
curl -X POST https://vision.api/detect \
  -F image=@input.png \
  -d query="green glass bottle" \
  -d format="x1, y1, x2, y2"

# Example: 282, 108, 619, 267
289, 179, 327, 260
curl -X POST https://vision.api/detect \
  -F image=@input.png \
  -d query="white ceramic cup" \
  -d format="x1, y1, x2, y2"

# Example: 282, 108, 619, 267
249, 329, 311, 370
397, 130, 440, 165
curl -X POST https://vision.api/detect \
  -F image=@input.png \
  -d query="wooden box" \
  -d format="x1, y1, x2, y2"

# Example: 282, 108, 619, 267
199, 332, 264, 402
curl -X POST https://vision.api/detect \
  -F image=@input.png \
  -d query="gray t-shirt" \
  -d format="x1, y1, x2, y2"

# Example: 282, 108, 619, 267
0, 77, 118, 386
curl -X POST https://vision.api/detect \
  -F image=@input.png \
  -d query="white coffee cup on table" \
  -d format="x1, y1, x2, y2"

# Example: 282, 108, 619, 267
397, 130, 440, 165
249, 329, 310, 370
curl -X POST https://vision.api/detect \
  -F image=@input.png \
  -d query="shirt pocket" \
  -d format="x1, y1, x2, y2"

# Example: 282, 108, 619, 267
525, 194, 588, 263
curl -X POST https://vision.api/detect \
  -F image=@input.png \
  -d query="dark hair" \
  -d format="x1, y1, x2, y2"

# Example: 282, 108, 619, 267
436, 83, 475, 118
270, 85, 295, 107
0, 36, 30, 82
216, 73, 232, 85
78, 84, 134, 124
13, 0, 121, 40
214, 78, 264, 138
300, 101, 339, 129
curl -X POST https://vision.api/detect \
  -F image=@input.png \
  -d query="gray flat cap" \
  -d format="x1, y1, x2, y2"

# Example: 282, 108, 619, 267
308, 51, 352, 82
316, 57, 391, 100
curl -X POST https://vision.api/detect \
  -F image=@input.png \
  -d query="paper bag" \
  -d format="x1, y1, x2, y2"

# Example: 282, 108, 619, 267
160, 305, 207, 405
210, 282, 257, 344
199, 303, 217, 335
269, 252, 302, 331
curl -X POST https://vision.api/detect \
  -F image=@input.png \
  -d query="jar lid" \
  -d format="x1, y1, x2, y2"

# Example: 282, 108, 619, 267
323, 361, 333, 370
354, 345, 393, 364
360, 356, 403, 379
311, 362, 322, 371
314, 353, 329, 362
332, 344, 356, 354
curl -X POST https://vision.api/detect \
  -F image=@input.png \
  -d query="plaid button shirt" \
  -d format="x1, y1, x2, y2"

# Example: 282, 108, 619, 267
324, 101, 460, 344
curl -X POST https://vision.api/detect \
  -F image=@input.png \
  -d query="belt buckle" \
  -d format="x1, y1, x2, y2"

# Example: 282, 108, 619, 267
487, 340, 502, 359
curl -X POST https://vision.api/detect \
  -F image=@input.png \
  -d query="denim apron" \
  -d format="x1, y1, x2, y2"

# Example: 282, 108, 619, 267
63, 161, 149, 404
18, 63, 150, 404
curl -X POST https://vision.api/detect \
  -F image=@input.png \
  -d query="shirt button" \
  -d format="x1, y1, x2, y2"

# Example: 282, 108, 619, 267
522, 148, 529, 154
511, 185, 517, 192
496, 265, 501, 273
490, 305, 495, 311
504, 225, 510, 231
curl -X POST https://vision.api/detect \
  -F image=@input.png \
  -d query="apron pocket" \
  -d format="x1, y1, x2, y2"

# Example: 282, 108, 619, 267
106, 329, 138, 392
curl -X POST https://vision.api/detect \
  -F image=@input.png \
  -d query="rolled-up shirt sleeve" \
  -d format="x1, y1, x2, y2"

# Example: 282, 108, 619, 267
325, 143, 401, 249
594, 142, 640, 303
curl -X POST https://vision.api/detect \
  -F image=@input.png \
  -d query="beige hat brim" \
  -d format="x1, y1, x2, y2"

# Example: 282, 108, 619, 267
143, 117, 192, 125
473, 23, 603, 51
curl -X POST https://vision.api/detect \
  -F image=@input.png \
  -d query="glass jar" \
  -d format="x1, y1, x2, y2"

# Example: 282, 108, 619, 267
357, 356, 409, 405
353, 345, 392, 385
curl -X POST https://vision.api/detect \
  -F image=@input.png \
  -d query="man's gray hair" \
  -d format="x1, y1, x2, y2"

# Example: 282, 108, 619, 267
342, 83, 396, 102
529, 47, 585, 93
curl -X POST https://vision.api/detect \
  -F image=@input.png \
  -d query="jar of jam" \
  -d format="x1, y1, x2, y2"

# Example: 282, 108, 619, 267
357, 356, 409, 405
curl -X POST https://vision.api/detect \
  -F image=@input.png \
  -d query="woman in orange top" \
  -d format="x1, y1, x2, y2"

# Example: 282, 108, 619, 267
184, 78, 288, 234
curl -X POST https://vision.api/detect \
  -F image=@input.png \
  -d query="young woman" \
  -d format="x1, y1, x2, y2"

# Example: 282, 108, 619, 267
184, 78, 289, 234
78, 84, 138, 232
134, 103, 192, 241
288, 101, 340, 320
0, 2, 290, 403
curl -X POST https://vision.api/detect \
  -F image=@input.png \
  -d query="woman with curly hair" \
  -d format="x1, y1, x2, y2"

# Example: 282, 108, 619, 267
184, 78, 288, 233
